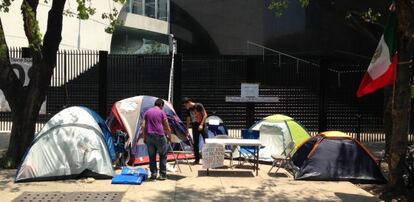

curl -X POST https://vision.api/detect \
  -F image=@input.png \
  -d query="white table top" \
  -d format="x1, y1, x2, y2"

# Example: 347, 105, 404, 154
205, 138, 262, 146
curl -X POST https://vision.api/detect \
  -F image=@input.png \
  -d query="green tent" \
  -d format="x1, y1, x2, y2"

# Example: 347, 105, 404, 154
250, 114, 311, 162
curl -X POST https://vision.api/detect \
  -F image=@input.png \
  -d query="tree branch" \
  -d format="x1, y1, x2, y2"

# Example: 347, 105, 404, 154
396, 0, 414, 45
21, 0, 42, 53
42, 0, 66, 67
347, 10, 385, 29
0, 18, 24, 111
345, 17, 378, 45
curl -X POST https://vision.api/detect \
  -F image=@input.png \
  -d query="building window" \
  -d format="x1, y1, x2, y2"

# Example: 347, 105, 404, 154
131, 0, 143, 15
128, 0, 168, 21
157, 0, 168, 21
145, 0, 156, 18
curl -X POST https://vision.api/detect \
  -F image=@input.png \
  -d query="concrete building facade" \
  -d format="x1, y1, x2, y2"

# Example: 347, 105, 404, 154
0, 0, 170, 54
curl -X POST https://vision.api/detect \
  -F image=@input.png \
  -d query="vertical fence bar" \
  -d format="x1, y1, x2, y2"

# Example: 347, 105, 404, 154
64, 50, 68, 107
98, 51, 108, 117
356, 114, 361, 141
246, 56, 257, 128
173, 53, 182, 117
318, 58, 328, 133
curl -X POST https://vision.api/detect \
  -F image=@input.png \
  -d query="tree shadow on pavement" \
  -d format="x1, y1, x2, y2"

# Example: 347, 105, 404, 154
0, 169, 47, 193
166, 174, 186, 181
335, 192, 381, 202
198, 170, 254, 177
152, 179, 354, 201
267, 172, 290, 178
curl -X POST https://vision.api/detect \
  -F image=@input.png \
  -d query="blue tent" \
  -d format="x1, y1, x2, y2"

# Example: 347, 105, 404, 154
199, 115, 229, 151
82, 107, 116, 161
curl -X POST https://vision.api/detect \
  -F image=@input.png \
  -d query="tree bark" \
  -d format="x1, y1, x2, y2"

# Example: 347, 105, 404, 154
388, 44, 411, 190
386, 0, 414, 191
3, 0, 66, 166
0, 19, 23, 112
0, 17, 26, 166
384, 86, 392, 156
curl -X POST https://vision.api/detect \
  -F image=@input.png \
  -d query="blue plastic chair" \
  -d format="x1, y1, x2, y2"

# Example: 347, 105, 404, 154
238, 129, 262, 165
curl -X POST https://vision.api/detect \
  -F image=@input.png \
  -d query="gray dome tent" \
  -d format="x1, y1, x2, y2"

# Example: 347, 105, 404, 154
15, 106, 115, 182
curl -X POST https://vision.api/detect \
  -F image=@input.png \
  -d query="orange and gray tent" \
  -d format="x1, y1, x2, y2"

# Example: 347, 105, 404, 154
107, 95, 192, 165
291, 131, 386, 183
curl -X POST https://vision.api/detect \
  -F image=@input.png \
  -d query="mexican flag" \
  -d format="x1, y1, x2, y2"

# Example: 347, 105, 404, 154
356, 13, 398, 97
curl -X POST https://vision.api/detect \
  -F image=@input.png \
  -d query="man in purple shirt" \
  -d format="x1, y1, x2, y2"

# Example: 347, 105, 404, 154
142, 99, 172, 180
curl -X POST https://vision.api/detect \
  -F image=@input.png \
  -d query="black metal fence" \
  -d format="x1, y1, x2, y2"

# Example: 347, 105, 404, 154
0, 48, 100, 131
1, 47, 413, 142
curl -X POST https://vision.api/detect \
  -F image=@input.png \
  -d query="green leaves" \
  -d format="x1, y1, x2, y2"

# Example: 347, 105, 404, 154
76, 0, 96, 20
3, 0, 126, 34
112, 0, 127, 4
298, 0, 309, 8
0, 0, 14, 13
102, 8, 123, 33
345, 8, 382, 25
63, 0, 125, 33
21, 1, 43, 51
268, 0, 309, 17
361, 8, 381, 23
268, 0, 289, 17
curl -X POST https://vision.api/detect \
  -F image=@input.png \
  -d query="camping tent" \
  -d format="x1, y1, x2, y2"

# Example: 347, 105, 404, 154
205, 115, 228, 138
199, 115, 229, 151
291, 131, 387, 183
247, 114, 311, 162
15, 106, 115, 182
107, 95, 191, 164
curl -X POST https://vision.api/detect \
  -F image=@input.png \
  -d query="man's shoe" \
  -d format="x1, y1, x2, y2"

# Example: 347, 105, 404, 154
193, 160, 200, 165
158, 174, 167, 181
150, 175, 157, 181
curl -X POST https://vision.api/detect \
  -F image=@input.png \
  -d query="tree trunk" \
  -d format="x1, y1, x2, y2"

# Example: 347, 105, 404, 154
3, 0, 66, 167
386, 0, 414, 191
387, 42, 411, 190
384, 86, 393, 156
5, 96, 40, 166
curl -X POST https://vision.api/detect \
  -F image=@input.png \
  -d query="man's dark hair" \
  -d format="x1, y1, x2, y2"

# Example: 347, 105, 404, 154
155, 98, 164, 107
183, 97, 193, 104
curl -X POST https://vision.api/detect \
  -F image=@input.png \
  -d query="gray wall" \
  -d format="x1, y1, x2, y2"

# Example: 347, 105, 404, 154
172, 0, 389, 58
171, 0, 264, 55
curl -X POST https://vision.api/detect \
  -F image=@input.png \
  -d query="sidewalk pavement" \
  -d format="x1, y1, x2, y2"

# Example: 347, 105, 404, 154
0, 132, 381, 202
0, 161, 380, 202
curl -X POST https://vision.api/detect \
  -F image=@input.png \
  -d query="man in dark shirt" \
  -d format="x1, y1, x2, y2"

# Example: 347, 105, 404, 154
142, 99, 172, 180
183, 97, 208, 164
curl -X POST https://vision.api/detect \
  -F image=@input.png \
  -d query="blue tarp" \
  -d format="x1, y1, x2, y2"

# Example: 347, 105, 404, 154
112, 167, 148, 185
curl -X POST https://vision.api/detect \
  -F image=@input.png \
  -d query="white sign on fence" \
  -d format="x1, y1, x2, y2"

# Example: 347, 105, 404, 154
241, 83, 259, 98
225, 83, 279, 103
202, 143, 225, 169
0, 58, 46, 114
225, 96, 280, 103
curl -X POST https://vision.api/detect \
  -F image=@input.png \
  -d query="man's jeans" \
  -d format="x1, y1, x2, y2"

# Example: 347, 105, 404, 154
192, 122, 207, 162
146, 134, 169, 177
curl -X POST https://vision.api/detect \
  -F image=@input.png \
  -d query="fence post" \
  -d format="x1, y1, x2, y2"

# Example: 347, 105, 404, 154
356, 114, 362, 141
173, 53, 182, 118
22, 47, 31, 58
318, 58, 329, 133
64, 51, 68, 107
246, 56, 257, 128
98, 51, 108, 118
